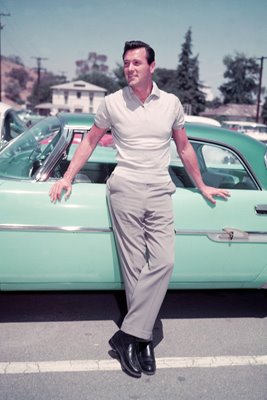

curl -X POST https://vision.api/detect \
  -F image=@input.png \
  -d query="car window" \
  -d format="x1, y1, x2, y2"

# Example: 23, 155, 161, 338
0, 116, 61, 179
170, 141, 258, 190
201, 144, 257, 189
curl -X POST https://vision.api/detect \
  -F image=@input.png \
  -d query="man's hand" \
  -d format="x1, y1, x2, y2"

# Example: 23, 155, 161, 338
199, 185, 231, 204
49, 178, 72, 203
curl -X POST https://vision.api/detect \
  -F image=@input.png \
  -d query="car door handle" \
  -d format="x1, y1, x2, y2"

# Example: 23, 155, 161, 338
255, 204, 267, 215
221, 227, 249, 241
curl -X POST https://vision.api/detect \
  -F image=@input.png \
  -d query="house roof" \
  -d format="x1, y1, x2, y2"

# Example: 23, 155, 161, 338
201, 103, 260, 118
51, 80, 106, 92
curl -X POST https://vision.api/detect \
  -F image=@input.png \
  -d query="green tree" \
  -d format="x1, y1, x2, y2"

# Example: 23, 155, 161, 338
175, 28, 206, 114
113, 63, 127, 88
219, 53, 259, 104
78, 71, 120, 94
112, 30, 206, 114
8, 68, 31, 89
153, 68, 176, 93
5, 80, 23, 104
28, 72, 65, 106
206, 96, 222, 109
5, 67, 32, 104
154, 29, 205, 114
188, 55, 206, 114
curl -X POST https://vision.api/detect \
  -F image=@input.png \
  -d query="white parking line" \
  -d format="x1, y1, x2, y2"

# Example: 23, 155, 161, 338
0, 356, 267, 375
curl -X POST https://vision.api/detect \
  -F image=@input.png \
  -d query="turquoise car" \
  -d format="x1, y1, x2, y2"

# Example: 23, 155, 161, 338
0, 113, 267, 291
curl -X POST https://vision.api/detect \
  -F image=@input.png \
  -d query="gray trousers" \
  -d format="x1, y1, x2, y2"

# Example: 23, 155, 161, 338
107, 174, 176, 341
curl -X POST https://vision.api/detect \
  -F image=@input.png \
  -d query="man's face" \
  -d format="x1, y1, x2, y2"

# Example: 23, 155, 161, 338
123, 47, 155, 89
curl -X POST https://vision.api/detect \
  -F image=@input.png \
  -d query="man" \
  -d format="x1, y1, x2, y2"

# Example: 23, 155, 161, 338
49, 40, 230, 378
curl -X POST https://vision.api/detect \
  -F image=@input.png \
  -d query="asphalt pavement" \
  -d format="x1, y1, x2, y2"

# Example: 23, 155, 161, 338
0, 289, 266, 400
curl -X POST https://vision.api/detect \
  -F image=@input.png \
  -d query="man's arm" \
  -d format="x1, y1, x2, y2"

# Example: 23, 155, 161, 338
172, 127, 230, 204
49, 124, 107, 202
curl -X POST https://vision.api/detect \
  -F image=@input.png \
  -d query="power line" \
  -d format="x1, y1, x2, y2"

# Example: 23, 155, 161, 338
0, 12, 10, 101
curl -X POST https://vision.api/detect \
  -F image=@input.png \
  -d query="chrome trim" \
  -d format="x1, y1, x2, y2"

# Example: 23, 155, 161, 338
36, 132, 69, 182
0, 224, 112, 233
1, 224, 267, 243
255, 204, 267, 215
175, 228, 267, 243
36, 126, 90, 182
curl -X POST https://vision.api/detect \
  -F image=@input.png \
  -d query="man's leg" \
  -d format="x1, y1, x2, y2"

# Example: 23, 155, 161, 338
107, 175, 175, 376
107, 174, 148, 377
120, 180, 176, 340
107, 175, 175, 339
107, 174, 148, 307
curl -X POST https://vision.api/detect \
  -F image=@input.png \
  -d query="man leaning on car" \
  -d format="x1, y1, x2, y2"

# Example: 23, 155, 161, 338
49, 40, 230, 378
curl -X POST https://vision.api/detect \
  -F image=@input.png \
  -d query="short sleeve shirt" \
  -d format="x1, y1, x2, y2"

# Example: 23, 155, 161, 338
95, 82, 184, 183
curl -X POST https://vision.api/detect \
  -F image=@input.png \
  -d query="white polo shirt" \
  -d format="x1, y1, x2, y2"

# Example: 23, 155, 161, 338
95, 82, 184, 183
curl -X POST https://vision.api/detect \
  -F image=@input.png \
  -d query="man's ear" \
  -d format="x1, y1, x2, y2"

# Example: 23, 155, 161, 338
150, 61, 156, 74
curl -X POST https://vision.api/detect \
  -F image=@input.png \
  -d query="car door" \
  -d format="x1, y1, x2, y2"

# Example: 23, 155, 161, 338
0, 179, 122, 290
170, 141, 267, 289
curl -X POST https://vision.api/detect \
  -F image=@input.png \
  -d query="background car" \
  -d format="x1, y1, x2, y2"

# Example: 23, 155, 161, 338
221, 120, 267, 143
0, 113, 267, 291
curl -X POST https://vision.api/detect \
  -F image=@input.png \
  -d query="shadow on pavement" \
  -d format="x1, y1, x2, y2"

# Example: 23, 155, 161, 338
0, 289, 266, 325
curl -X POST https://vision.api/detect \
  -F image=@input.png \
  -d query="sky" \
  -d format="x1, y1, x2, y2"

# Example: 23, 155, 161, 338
0, 0, 267, 98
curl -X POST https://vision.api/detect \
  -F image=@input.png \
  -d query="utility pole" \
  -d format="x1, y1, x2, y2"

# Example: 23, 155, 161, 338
32, 56, 48, 103
0, 12, 10, 102
256, 56, 267, 123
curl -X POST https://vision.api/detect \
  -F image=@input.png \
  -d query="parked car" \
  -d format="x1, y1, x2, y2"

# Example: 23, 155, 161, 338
0, 113, 267, 291
221, 120, 267, 143
0, 102, 26, 148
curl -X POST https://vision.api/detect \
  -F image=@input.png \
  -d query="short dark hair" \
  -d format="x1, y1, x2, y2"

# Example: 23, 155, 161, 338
122, 40, 155, 65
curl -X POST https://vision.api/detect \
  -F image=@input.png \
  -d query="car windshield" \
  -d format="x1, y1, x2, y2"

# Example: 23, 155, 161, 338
0, 116, 61, 179
9, 110, 26, 134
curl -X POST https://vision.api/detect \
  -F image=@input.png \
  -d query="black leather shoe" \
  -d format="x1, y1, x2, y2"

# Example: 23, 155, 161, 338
137, 341, 156, 375
109, 330, 142, 378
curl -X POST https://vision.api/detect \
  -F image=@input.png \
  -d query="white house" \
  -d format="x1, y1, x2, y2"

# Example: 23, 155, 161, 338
51, 80, 106, 114
36, 80, 107, 116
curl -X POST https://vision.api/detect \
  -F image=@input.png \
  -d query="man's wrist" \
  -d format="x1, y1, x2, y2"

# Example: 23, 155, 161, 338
63, 174, 73, 184
196, 182, 207, 192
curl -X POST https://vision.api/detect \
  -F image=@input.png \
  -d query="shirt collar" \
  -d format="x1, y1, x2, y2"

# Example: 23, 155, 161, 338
151, 81, 160, 98
127, 81, 160, 101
